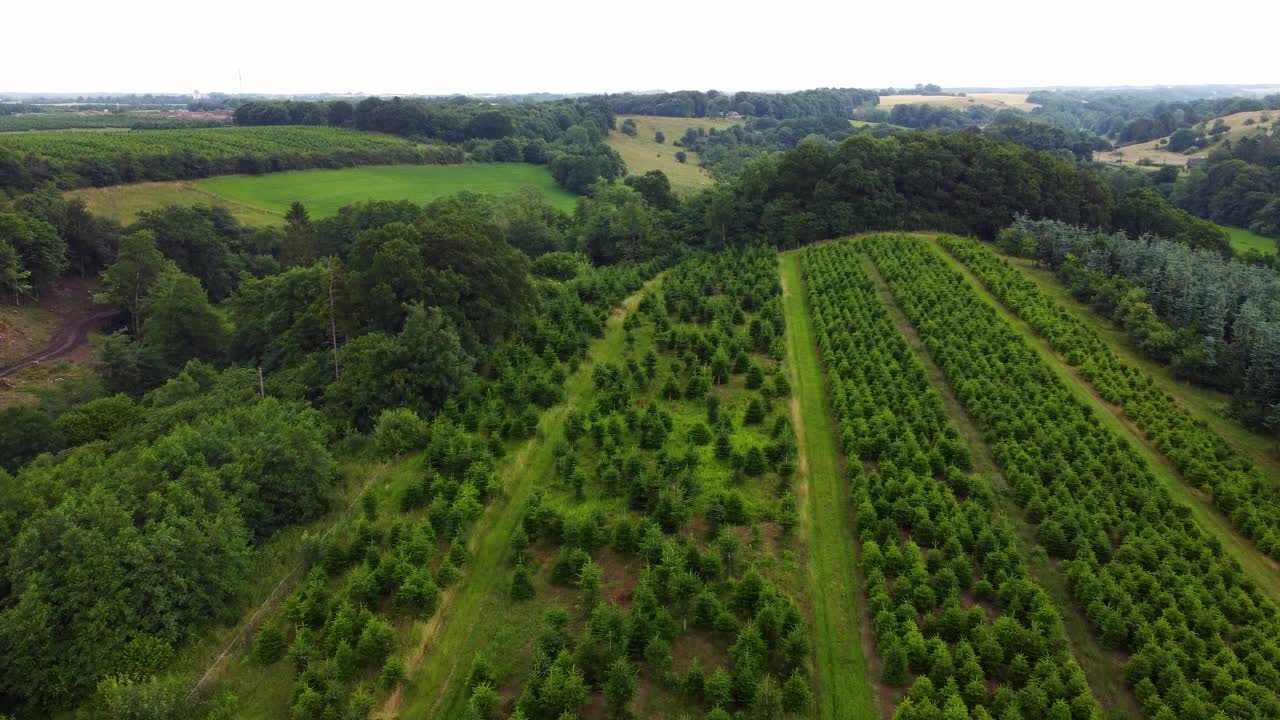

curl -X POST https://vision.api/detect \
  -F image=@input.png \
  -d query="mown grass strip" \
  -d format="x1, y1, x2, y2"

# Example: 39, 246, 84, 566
778, 251, 878, 720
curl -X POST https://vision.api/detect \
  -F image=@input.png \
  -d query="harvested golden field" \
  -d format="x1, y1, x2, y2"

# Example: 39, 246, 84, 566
1095, 110, 1276, 169
877, 92, 1039, 111
607, 115, 740, 192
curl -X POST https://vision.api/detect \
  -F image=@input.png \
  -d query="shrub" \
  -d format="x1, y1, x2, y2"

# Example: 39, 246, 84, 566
374, 407, 429, 457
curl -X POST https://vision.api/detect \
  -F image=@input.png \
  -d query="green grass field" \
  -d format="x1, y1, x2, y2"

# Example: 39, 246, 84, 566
68, 163, 577, 226
1224, 225, 1277, 256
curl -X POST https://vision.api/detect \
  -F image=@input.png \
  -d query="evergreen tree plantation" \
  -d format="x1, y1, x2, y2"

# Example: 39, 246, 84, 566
4, 45, 1280, 720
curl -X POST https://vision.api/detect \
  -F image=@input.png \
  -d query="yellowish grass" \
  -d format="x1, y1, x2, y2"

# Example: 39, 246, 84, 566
1095, 110, 1276, 169
877, 93, 1039, 111
67, 181, 282, 227
607, 115, 740, 192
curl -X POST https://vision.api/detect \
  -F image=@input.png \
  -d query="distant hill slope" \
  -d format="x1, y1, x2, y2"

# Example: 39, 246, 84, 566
877, 92, 1040, 112
606, 115, 740, 191
1094, 109, 1276, 168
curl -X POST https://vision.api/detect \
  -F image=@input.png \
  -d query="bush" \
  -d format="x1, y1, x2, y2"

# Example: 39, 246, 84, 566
511, 563, 535, 600
374, 407, 428, 457
253, 624, 285, 665
380, 655, 407, 689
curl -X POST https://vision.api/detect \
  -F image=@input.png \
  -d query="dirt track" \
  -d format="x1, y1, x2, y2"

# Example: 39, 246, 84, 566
0, 308, 119, 379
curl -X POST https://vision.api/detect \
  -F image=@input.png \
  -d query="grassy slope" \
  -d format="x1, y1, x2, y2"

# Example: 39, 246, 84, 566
1225, 225, 1277, 256
859, 249, 1138, 719
607, 116, 737, 192
67, 181, 282, 227
1094, 110, 1276, 168
876, 93, 1038, 111
200, 163, 577, 219
778, 252, 878, 720
395, 277, 660, 718
1001, 254, 1280, 484
933, 243, 1280, 604
67, 164, 577, 227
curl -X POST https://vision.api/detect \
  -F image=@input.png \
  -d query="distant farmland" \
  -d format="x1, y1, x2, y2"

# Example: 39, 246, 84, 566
69, 163, 578, 226
1095, 109, 1276, 169
607, 115, 740, 191
877, 92, 1039, 111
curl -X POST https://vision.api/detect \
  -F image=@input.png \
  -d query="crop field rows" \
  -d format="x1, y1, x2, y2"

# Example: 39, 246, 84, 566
177, 235, 1280, 720
785, 234, 1280, 720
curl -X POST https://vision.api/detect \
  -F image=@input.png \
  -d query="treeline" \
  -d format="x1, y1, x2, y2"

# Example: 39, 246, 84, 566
997, 216, 1280, 429
593, 87, 878, 119
1027, 89, 1280, 143
231, 96, 623, 192
0, 186, 119, 302
947, 233, 1280, 559
0, 126, 448, 194
867, 236, 1280, 720
1171, 125, 1280, 238
851, 104, 1111, 160
705, 130, 1226, 248
0, 114, 230, 133
673, 116, 862, 178
802, 241, 1101, 719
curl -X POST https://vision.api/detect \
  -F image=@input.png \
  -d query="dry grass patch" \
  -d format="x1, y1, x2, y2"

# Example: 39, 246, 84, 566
1095, 109, 1275, 169
877, 93, 1038, 111
607, 115, 740, 192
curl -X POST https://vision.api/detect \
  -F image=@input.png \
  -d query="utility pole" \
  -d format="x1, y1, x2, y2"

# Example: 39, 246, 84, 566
257, 366, 265, 399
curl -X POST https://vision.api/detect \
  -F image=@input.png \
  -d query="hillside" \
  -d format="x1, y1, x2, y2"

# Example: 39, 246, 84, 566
606, 115, 739, 191
877, 92, 1039, 111
1094, 109, 1276, 168
66, 163, 578, 226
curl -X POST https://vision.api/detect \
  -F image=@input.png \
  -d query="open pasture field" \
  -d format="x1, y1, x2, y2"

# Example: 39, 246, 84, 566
1225, 224, 1277, 255
876, 92, 1038, 111
607, 115, 739, 191
67, 163, 577, 225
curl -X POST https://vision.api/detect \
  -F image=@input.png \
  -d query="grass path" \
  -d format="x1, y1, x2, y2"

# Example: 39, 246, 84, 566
1003, 254, 1280, 482
860, 251, 1140, 719
392, 276, 661, 718
930, 242, 1280, 604
778, 252, 879, 720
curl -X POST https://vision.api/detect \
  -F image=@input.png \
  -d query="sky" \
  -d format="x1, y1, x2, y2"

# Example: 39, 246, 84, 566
4, 0, 1277, 96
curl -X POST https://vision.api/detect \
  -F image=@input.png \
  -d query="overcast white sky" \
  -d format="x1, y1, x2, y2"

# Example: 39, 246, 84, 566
4, 0, 1276, 95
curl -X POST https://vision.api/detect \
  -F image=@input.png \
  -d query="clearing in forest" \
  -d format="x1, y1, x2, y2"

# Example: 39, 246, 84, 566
1224, 224, 1277, 256
66, 163, 577, 226
607, 115, 739, 192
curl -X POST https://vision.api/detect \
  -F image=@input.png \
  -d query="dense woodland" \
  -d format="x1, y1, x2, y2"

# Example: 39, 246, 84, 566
997, 217, 1280, 428
1171, 126, 1280, 238
591, 88, 879, 120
